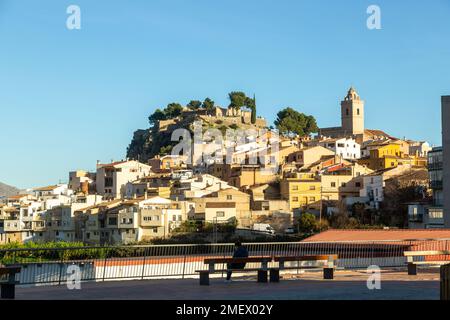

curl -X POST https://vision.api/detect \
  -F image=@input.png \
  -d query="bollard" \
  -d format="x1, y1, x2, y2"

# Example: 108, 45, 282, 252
407, 263, 417, 276
257, 270, 268, 283
323, 268, 334, 280
199, 271, 210, 286
440, 264, 450, 300
269, 268, 280, 282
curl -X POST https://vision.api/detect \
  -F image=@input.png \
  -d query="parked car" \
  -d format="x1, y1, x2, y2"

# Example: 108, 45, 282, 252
252, 223, 275, 235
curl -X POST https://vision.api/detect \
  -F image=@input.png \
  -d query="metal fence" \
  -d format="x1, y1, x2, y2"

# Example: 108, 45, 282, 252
2, 239, 450, 286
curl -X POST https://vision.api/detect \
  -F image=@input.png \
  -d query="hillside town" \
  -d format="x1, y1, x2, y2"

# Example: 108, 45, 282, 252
0, 88, 448, 245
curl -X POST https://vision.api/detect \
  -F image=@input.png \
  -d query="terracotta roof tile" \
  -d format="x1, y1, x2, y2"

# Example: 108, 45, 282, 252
303, 229, 450, 242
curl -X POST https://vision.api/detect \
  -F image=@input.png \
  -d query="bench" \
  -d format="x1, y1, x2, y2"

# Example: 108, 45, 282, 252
270, 254, 338, 282
196, 257, 272, 285
0, 266, 21, 299
404, 250, 450, 275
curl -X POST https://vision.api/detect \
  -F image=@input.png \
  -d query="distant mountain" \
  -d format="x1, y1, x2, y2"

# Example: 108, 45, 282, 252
0, 182, 20, 198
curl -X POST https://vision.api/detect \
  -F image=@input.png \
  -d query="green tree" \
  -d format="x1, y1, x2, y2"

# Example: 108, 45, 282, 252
245, 96, 256, 124
202, 97, 215, 112
228, 91, 247, 110
148, 108, 167, 126
187, 100, 202, 110
165, 103, 183, 118
274, 107, 318, 136
297, 213, 320, 234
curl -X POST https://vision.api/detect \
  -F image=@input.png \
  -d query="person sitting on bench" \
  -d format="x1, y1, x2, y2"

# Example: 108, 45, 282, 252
226, 241, 249, 281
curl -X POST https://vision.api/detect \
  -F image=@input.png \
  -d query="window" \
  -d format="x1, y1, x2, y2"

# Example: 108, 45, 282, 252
331, 182, 336, 187
153, 228, 158, 233
108, 217, 117, 225
172, 215, 177, 221
429, 209, 444, 219
227, 195, 232, 200
357, 108, 360, 115
341, 183, 346, 187
309, 185, 316, 190
292, 185, 298, 191
355, 182, 361, 187
346, 109, 349, 116
309, 197, 315, 202
216, 211, 225, 217
105, 177, 113, 187
293, 197, 299, 202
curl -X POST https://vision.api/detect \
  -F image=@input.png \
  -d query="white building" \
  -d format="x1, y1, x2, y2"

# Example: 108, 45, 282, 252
360, 174, 384, 209
96, 160, 152, 199
175, 174, 231, 200
319, 137, 361, 160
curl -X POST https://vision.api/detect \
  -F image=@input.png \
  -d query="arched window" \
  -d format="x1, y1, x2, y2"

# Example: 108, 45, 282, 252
346, 109, 349, 116
357, 108, 360, 115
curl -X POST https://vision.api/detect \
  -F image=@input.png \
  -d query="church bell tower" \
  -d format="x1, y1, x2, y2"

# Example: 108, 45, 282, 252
341, 87, 364, 135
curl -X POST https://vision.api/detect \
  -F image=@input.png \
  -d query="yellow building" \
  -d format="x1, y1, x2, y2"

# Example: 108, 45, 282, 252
280, 174, 321, 211
359, 142, 404, 170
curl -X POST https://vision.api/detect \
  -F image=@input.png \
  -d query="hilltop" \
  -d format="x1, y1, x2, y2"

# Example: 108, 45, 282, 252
0, 181, 20, 198
126, 93, 267, 163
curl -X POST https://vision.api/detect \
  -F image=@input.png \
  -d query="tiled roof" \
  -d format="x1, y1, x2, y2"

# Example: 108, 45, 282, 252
364, 129, 398, 140
7, 194, 29, 200
33, 185, 59, 191
303, 229, 450, 242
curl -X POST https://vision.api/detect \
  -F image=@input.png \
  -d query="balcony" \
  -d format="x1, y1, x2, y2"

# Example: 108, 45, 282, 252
430, 180, 443, 189
4, 220, 21, 232
32, 220, 46, 232
428, 163, 443, 171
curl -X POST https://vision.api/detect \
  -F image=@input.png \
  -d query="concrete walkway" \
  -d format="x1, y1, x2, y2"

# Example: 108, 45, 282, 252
15, 270, 440, 300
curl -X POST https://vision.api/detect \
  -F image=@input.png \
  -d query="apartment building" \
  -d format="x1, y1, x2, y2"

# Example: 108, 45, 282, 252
193, 188, 251, 227
125, 173, 172, 199
318, 137, 361, 160
443, 96, 450, 227
173, 174, 230, 200
280, 173, 321, 212
96, 160, 152, 199
286, 146, 335, 168
138, 197, 186, 241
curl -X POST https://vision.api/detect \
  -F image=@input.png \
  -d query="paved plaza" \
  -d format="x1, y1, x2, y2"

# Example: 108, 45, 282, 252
15, 269, 441, 300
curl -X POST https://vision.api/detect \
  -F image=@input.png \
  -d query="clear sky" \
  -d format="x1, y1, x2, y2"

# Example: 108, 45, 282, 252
1, 0, 449, 189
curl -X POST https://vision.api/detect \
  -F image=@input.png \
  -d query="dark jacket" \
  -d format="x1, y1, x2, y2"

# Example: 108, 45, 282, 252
233, 246, 249, 258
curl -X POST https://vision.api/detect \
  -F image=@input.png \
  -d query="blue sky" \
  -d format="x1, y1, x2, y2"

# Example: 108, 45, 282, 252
1, 0, 449, 189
